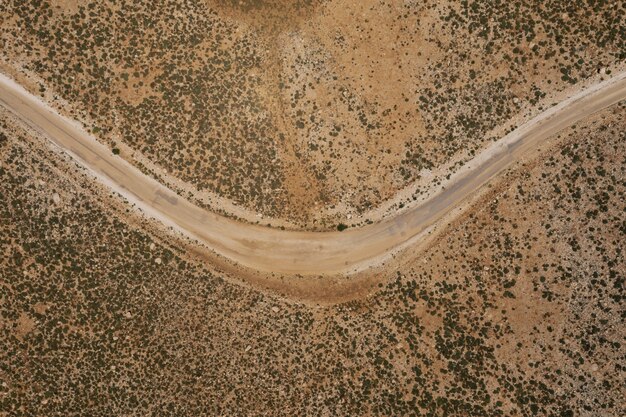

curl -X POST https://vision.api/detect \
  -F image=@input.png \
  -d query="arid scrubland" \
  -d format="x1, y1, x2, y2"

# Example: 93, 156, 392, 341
2, 97, 624, 416
1, 0, 623, 228
1, 0, 624, 415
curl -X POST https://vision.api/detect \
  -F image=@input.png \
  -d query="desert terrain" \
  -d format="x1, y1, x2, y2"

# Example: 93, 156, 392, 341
1, 0, 623, 228
1, 1, 625, 416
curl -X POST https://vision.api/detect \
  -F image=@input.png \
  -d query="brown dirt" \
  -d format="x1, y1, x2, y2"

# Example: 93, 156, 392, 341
2, 0, 623, 229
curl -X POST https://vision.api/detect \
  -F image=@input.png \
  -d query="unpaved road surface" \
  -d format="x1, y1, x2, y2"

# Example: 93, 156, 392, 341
1, 72, 625, 274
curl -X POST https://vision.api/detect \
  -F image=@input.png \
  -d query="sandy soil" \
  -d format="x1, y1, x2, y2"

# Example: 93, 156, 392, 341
2, 0, 623, 228
1, 70, 625, 277
2, 100, 623, 416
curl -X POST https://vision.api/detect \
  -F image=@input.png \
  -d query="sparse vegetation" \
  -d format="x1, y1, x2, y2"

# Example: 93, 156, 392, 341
1, 1, 625, 415
1, 0, 623, 228
1, 97, 623, 416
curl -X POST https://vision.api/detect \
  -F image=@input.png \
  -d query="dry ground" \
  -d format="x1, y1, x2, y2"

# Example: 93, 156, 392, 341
1, 0, 623, 229
1, 95, 623, 415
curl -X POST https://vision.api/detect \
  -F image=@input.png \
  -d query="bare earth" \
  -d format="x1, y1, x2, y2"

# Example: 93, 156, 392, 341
1, 2, 625, 415
1, 71, 625, 276
1, 101, 624, 416
2, 0, 623, 228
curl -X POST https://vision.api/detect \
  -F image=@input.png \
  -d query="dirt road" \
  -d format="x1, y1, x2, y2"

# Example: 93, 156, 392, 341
1, 72, 625, 274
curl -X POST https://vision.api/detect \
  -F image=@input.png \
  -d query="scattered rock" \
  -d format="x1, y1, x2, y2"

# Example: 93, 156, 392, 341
149, 243, 156, 251
52, 192, 61, 204
271, 306, 280, 313
155, 257, 162, 265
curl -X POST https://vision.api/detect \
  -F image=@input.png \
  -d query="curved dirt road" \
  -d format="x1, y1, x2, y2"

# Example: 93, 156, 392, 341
1, 72, 625, 274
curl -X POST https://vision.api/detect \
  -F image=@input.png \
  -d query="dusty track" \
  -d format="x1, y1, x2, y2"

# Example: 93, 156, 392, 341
1, 72, 625, 275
